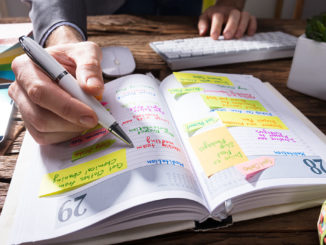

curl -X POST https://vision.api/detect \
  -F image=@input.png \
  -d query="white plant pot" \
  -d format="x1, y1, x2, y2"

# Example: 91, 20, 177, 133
287, 34, 326, 100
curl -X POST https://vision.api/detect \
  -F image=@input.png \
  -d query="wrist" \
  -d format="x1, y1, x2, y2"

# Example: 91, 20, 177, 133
45, 25, 84, 47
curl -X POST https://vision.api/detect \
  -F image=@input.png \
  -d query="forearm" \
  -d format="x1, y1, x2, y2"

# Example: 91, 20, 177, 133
215, 0, 245, 10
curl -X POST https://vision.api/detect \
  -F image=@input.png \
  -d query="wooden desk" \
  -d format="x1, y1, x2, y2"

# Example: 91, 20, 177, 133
1, 15, 326, 244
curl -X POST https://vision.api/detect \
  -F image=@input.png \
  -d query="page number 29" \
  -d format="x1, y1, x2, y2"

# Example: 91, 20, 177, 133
58, 194, 87, 222
303, 159, 326, 175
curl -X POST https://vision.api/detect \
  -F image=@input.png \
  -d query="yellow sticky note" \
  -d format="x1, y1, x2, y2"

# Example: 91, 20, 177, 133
173, 72, 233, 86
72, 139, 116, 161
81, 124, 103, 135
201, 95, 267, 112
217, 111, 288, 130
0, 55, 17, 65
39, 149, 127, 197
184, 117, 219, 133
189, 127, 248, 177
168, 87, 203, 96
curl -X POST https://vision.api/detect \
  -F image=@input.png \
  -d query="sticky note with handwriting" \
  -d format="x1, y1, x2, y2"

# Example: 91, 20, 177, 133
39, 149, 127, 197
173, 72, 233, 86
217, 111, 288, 130
184, 117, 219, 133
189, 127, 248, 177
72, 139, 116, 162
70, 127, 109, 147
168, 87, 203, 97
235, 156, 275, 179
202, 95, 267, 112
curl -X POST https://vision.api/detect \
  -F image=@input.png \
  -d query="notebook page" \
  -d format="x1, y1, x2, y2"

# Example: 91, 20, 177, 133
9, 74, 208, 244
160, 71, 326, 214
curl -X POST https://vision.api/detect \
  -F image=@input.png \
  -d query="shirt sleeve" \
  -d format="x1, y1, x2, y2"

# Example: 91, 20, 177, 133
39, 21, 87, 47
28, 0, 87, 45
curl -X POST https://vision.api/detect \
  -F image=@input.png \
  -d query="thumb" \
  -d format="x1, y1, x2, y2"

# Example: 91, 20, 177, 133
73, 41, 104, 97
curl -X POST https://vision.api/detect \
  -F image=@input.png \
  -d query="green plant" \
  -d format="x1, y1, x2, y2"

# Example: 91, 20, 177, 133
306, 12, 326, 42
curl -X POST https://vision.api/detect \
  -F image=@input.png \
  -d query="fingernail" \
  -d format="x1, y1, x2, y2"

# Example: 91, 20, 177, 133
95, 94, 103, 101
199, 28, 205, 35
80, 115, 97, 127
211, 33, 219, 40
87, 77, 101, 89
224, 32, 231, 39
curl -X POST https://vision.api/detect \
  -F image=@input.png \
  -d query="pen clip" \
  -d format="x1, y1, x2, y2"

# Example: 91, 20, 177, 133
19, 36, 57, 80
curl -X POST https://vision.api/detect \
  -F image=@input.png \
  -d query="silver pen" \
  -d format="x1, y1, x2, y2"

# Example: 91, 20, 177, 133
19, 36, 134, 147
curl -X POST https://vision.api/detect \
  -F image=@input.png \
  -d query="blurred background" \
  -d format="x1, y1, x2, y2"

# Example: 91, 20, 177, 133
0, 0, 325, 20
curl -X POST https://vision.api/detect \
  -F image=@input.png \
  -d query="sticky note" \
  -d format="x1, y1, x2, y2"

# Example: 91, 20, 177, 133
80, 124, 103, 136
202, 95, 267, 112
168, 87, 203, 96
39, 149, 127, 197
235, 156, 275, 178
173, 72, 233, 86
0, 63, 11, 71
70, 126, 109, 147
189, 127, 248, 177
184, 117, 219, 133
0, 55, 17, 65
0, 70, 15, 81
72, 139, 116, 161
217, 111, 288, 130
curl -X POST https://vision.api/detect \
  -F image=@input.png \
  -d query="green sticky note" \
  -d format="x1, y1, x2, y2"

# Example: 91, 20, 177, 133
168, 87, 203, 96
184, 117, 219, 133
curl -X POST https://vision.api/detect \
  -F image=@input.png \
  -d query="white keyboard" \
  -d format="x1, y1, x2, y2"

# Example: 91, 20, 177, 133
150, 31, 297, 70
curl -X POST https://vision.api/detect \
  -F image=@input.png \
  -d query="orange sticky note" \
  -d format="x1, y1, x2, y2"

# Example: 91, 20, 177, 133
189, 127, 248, 177
235, 156, 275, 178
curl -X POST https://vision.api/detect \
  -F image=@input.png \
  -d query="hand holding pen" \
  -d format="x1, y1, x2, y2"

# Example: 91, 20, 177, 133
9, 38, 132, 146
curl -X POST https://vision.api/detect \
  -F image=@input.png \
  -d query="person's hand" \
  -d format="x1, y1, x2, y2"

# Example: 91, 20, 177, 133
198, 2, 257, 40
9, 41, 104, 145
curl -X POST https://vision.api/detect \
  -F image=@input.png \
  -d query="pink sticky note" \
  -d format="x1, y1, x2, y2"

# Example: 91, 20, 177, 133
235, 156, 274, 179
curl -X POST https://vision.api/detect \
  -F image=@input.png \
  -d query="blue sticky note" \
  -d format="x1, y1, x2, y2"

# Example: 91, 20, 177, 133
0, 70, 15, 81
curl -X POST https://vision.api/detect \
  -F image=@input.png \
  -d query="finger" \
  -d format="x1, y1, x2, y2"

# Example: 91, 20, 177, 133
9, 81, 88, 134
64, 41, 104, 96
209, 12, 224, 40
11, 55, 98, 129
223, 9, 241, 39
24, 120, 81, 145
235, 11, 250, 39
198, 13, 210, 36
247, 16, 257, 36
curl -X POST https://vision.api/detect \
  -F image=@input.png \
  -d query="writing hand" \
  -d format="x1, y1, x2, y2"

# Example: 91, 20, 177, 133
198, 3, 257, 40
9, 41, 104, 144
